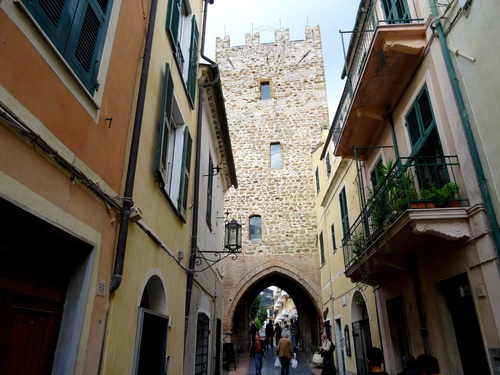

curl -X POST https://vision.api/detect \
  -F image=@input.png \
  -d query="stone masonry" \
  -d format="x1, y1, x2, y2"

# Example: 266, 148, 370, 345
217, 26, 329, 332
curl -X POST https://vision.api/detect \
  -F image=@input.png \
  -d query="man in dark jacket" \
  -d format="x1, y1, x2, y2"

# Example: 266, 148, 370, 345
250, 334, 265, 375
265, 320, 274, 348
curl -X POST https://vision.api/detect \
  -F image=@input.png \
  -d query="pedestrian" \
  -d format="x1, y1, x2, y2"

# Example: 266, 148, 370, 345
366, 347, 390, 374
320, 332, 336, 375
250, 320, 257, 340
398, 354, 418, 375
276, 333, 294, 375
265, 320, 275, 348
416, 354, 443, 375
282, 323, 291, 340
250, 334, 265, 375
275, 322, 282, 343
290, 319, 298, 350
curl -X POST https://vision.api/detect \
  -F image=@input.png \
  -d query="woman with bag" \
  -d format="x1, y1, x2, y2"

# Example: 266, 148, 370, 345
320, 332, 336, 375
276, 333, 294, 375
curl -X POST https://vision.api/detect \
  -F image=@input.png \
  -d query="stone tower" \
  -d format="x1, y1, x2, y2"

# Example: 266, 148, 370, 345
217, 26, 329, 339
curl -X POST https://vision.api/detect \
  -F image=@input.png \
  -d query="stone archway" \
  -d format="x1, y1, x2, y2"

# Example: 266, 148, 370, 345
222, 258, 322, 352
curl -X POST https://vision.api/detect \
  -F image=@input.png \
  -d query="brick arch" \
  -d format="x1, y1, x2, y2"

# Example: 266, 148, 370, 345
224, 258, 321, 331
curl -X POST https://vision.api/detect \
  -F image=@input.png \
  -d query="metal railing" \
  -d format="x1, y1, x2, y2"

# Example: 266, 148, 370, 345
332, 0, 424, 146
343, 156, 464, 268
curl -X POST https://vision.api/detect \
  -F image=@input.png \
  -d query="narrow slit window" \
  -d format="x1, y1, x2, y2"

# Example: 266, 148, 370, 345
249, 215, 262, 241
270, 142, 282, 169
260, 82, 270, 100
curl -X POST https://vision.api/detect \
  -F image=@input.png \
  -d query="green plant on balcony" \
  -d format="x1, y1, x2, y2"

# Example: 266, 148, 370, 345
351, 230, 369, 257
420, 182, 459, 206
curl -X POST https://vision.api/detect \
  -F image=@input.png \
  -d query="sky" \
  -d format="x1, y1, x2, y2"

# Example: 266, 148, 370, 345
203, 0, 361, 123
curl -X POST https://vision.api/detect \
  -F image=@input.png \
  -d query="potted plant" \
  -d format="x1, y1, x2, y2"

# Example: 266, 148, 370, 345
420, 182, 459, 207
311, 346, 323, 367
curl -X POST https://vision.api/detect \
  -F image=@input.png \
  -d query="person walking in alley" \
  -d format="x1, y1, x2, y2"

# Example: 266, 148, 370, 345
290, 319, 298, 350
265, 320, 275, 348
320, 332, 336, 375
366, 347, 390, 374
416, 354, 443, 375
276, 333, 294, 375
275, 322, 282, 344
398, 354, 418, 375
250, 334, 265, 375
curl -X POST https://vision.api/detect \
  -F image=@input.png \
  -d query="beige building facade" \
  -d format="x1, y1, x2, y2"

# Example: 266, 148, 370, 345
320, 1, 500, 374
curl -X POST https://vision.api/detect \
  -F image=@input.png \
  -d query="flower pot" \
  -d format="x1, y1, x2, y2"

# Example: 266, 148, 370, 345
312, 353, 323, 368
446, 200, 460, 207
410, 202, 436, 208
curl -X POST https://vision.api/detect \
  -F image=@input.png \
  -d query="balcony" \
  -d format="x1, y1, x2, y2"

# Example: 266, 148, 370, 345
330, 2, 428, 160
342, 156, 470, 285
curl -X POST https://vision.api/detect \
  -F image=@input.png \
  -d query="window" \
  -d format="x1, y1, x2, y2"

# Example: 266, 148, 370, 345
156, 64, 193, 221
315, 167, 320, 193
270, 142, 282, 169
381, 0, 410, 24
370, 158, 384, 190
330, 223, 337, 251
166, 0, 199, 106
406, 85, 448, 188
195, 313, 209, 375
319, 231, 325, 264
205, 155, 214, 227
260, 82, 271, 100
339, 187, 350, 238
249, 215, 262, 241
21, 0, 113, 93
325, 152, 332, 177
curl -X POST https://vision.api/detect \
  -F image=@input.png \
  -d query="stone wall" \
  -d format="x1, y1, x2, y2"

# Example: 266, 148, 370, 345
217, 26, 329, 331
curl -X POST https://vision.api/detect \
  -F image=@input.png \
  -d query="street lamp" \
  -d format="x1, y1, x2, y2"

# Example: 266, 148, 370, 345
194, 219, 242, 271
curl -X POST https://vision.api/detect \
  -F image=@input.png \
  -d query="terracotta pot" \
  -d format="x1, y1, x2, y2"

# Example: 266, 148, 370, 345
410, 202, 436, 208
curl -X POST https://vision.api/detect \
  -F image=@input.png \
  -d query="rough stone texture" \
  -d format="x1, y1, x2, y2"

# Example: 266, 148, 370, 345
217, 26, 329, 331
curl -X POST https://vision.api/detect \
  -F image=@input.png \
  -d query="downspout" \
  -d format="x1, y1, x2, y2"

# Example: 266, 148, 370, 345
429, 0, 500, 257
184, 0, 218, 335
110, 0, 158, 293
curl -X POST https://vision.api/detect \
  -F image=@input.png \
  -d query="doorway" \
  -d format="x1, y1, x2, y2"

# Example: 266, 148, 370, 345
436, 273, 489, 375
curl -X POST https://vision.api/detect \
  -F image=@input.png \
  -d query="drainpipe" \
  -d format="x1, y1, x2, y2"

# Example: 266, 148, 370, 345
110, 0, 158, 293
184, 0, 218, 336
429, 0, 500, 257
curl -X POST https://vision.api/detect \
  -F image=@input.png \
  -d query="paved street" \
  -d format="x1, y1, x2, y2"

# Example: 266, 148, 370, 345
224, 346, 322, 375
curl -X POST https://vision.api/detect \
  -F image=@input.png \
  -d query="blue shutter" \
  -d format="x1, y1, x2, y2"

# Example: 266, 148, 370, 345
156, 64, 174, 186
178, 127, 192, 220
187, 16, 199, 106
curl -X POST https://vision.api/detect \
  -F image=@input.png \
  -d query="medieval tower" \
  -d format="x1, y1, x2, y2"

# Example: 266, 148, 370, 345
216, 25, 330, 345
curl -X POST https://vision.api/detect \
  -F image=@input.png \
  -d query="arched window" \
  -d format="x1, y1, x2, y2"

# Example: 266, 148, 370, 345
249, 215, 262, 241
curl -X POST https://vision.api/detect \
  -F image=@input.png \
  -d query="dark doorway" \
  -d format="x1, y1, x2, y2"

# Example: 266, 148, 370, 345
437, 273, 489, 375
352, 319, 372, 375
136, 308, 169, 374
0, 198, 91, 375
386, 295, 410, 374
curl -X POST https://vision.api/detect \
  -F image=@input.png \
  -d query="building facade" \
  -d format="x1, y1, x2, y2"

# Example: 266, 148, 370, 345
1, 0, 236, 374
0, 0, 143, 373
320, 1, 500, 374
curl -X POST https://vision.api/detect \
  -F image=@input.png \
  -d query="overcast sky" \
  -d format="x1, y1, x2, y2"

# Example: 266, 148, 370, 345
203, 0, 360, 123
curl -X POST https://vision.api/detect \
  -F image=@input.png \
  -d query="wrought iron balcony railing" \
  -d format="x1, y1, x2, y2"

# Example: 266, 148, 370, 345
342, 156, 464, 269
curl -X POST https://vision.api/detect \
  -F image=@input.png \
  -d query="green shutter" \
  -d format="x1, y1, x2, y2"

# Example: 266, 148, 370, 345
319, 232, 325, 264
206, 156, 213, 225
156, 64, 174, 186
22, 0, 111, 93
340, 188, 350, 237
178, 127, 192, 219
187, 16, 199, 106
166, 0, 181, 45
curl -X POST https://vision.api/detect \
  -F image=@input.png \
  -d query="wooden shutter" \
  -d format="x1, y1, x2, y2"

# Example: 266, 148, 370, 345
206, 156, 213, 225
187, 16, 199, 106
156, 64, 174, 186
178, 127, 192, 220
166, 0, 181, 47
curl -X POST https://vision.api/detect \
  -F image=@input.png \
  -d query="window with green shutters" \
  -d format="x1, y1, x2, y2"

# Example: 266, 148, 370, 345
330, 223, 337, 251
205, 155, 214, 227
21, 0, 113, 93
339, 187, 350, 238
319, 231, 325, 265
315, 167, 320, 193
381, 0, 410, 24
166, 0, 199, 107
156, 64, 192, 222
